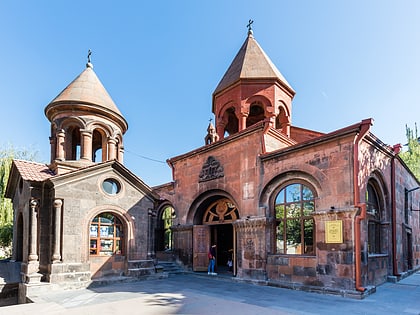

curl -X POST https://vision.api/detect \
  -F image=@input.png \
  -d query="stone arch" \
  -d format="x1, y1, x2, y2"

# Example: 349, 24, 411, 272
187, 189, 240, 225
275, 101, 291, 133
245, 95, 274, 127
259, 170, 323, 216
220, 106, 238, 137
58, 117, 87, 161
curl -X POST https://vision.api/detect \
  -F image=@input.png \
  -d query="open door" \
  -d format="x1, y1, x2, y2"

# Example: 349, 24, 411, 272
193, 225, 210, 271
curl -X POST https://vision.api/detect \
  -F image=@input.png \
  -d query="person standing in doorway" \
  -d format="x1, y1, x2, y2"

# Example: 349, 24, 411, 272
208, 244, 217, 275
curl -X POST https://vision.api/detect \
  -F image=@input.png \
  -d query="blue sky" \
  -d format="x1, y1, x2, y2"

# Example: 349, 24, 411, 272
1, 1, 419, 186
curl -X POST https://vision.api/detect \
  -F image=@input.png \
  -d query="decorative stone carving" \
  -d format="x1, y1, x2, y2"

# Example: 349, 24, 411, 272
199, 156, 224, 182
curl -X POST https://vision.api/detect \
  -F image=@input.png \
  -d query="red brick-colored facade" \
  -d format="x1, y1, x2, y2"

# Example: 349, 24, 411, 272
153, 30, 420, 296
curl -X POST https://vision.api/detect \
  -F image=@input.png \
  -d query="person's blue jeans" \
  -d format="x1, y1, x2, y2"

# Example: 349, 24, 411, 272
208, 258, 215, 273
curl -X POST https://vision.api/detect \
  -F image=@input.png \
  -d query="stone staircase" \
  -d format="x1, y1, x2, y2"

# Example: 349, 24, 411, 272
156, 260, 184, 274
127, 259, 156, 277
155, 251, 184, 275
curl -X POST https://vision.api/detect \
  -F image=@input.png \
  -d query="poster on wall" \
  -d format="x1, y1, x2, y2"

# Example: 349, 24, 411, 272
325, 220, 343, 244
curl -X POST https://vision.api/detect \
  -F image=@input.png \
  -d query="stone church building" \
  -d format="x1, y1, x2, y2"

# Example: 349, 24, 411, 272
6, 26, 420, 298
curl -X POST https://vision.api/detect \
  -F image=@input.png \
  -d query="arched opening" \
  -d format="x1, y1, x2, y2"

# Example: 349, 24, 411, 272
66, 126, 81, 160
222, 107, 238, 136
156, 205, 176, 251
246, 102, 265, 127
92, 129, 106, 162
192, 195, 239, 274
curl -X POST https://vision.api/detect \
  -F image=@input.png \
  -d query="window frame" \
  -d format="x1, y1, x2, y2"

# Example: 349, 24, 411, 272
274, 182, 316, 256
89, 212, 124, 256
366, 181, 383, 255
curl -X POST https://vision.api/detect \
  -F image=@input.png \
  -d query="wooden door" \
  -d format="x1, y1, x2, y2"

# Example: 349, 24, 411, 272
193, 225, 210, 271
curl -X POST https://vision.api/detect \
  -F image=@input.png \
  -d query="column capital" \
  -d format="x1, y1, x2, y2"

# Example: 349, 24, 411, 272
53, 199, 63, 208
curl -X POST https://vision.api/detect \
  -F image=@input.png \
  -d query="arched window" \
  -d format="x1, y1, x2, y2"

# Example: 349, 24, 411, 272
275, 183, 315, 255
222, 107, 238, 136
366, 181, 382, 254
89, 213, 123, 256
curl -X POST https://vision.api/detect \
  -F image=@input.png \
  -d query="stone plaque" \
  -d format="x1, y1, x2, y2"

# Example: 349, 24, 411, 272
325, 220, 343, 244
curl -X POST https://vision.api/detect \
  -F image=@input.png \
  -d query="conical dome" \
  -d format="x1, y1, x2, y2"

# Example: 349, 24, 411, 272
45, 63, 128, 132
214, 31, 294, 96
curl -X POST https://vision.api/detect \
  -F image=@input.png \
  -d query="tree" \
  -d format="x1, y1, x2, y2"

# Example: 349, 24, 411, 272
400, 124, 420, 180
0, 145, 38, 258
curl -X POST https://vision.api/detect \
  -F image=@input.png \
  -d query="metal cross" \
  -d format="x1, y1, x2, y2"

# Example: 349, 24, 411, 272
247, 19, 254, 32
87, 49, 92, 63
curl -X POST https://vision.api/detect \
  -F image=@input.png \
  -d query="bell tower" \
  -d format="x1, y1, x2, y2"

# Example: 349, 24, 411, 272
44, 52, 128, 174
212, 21, 295, 140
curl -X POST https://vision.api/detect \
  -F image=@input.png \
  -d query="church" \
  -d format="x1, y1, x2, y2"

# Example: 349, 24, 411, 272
6, 24, 420, 299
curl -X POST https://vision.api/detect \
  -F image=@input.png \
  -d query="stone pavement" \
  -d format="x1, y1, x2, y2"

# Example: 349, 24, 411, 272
1, 272, 420, 315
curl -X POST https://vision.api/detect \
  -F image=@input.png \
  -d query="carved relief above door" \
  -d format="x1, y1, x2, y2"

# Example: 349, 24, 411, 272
203, 198, 239, 224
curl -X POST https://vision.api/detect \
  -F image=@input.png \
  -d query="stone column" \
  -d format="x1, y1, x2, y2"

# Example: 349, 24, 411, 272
55, 129, 65, 161
239, 113, 248, 131
49, 136, 56, 162
118, 145, 124, 164
216, 121, 225, 140
107, 137, 117, 160
52, 199, 62, 263
80, 129, 93, 161
28, 199, 39, 262
147, 209, 157, 259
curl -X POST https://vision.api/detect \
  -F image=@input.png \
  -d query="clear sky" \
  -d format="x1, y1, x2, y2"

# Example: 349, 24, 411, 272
1, 1, 419, 186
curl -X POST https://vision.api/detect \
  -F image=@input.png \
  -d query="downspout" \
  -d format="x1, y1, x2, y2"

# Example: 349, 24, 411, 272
391, 144, 401, 277
354, 119, 373, 292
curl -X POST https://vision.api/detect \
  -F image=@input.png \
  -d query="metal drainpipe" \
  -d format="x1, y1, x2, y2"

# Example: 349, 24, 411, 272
353, 119, 372, 292
391, 144, 401, 277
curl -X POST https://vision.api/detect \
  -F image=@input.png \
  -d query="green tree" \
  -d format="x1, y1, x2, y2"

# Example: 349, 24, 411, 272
400, 124, 420, 180
0, 145, 38, 258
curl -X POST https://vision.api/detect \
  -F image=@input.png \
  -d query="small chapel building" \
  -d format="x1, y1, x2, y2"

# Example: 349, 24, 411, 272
5, 25, 420, 299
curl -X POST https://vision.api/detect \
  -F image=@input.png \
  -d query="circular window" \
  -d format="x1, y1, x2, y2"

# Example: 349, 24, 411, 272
102, 178, 121, 195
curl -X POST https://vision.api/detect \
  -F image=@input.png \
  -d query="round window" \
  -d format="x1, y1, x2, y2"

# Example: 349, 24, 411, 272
102, 178, 121, 195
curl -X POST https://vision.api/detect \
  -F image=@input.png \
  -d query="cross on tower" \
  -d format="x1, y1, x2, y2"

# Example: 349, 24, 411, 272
87, 49, 92, 64
247, 19, 254, 32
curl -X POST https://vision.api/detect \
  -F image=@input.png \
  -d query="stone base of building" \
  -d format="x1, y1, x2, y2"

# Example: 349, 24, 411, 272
266, 279, 376, 299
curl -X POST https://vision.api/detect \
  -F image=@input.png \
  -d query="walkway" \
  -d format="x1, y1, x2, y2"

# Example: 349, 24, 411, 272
2, 272, 420, 314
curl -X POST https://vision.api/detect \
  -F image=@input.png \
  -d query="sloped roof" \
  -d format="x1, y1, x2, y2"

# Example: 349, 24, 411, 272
47, 63, 123, 116
13, 159, 55, 182
213, 31, 294, 95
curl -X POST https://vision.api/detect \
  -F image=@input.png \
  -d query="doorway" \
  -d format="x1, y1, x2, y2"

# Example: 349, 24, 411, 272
211, 224, 234, 274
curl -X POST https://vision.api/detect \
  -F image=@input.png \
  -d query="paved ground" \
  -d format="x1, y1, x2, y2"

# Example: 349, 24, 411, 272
2, 272, 420, 315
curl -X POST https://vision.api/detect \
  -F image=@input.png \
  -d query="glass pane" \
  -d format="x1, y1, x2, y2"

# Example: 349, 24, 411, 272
115, 239, 122, 255
302, 185, 314, 200
90, 225, 98, 237
275, 189, 285, 204
100, 226, 113, 237
285, 184, 301, 203
276, 221, 285, 254
286, 219, 301, 254
303, 201, 314, 216
90, 240, 97, 255
286, 204, 301, 218
303, 219, 314, 255
116, 225, 122, 237
275, 204, 285, 219
100, 239, 113, 255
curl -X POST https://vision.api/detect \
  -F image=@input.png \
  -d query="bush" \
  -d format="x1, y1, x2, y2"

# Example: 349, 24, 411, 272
0, 223, 12, 248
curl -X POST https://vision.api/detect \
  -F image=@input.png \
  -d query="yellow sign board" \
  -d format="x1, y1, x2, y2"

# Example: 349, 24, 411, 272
325, 220, 343, 244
